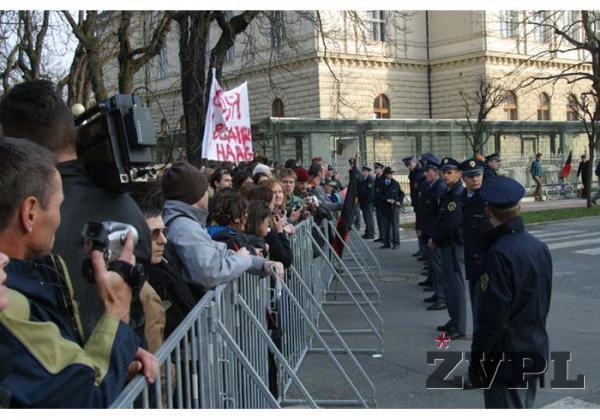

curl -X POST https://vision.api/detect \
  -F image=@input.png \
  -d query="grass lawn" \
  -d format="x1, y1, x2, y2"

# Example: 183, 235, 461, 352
400, 205, 600, 230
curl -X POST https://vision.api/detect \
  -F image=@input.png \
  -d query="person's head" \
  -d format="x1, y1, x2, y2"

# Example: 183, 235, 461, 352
264, 178, 285, 209
536, 152, 543, 160
140, 204, 167, 265
211, 188, 247, 231
581, 155, 587, 162
361, 166, 372, 178
0, 137, 62, 260
284, 159, 297, 169
440, 158, 461, 186
0, 80, 77, 161
402, 156, 417, 171
424, 166, 439, 182
293, 167, 309, 194
308, 162, 324, 183
245, 200, 272, 238
480, 175, 526, 227
253, 172, 270, 185
280, 169, 297, 195
373, 163, 384, 175
210, 167, 232, 191
232, 169, 253, 189
0, 251, 9, 310
459, 158, 484, 192
161, 162, 210, 210
382, 167, 394, 179
252, 163, 272, 179
323, 181, 334, 194
248, 184, 275, 209
486, 153, 502, 171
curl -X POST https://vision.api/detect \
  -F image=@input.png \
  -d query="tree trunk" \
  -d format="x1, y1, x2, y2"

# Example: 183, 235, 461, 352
586, 139, 596, 208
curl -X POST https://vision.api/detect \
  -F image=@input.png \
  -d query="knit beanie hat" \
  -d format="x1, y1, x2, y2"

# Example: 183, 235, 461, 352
252, 163, 272, 177
293, 167, 309, 182
161, 162, 209, 205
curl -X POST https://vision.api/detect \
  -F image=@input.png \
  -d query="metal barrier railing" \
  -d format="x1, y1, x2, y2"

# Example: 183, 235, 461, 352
110, 217, 381, 408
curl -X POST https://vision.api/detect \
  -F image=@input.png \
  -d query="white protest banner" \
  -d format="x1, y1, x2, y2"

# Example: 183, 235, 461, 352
201, 68, 254, 162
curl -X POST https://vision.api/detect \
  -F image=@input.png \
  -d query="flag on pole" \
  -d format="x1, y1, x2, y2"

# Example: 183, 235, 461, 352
560, 150, 572, 179
333, 159, 359, 257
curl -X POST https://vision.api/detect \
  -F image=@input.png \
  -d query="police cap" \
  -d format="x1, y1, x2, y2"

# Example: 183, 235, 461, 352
458, 158, 485, 176
362, 165, 372, 172
423, 155, 441, 170
373, 162, 384, 169
485, 153, 501, 162
480, 175, 526, 209
440, 157, 460, 171
382, 166, 394, 175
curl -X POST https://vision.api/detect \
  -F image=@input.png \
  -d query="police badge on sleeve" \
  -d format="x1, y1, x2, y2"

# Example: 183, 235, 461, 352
480, 273, 490, 291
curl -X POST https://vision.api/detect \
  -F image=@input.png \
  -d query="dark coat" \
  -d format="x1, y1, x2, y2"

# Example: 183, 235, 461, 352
373, 174, 386, 208
357, 175, 375, 207
471, 216, 552, 386
408, 166, 425, 208
577, 160, 590, 183
432, 181, 464, 246
376, 178, 405, 216
54, 160, 152, 340
483, 165, 497, 180
462, 189, 493, 281
417, 177, 446, 238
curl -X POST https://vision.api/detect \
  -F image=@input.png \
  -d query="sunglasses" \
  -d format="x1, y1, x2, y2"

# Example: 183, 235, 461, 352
151, 227, 168, 241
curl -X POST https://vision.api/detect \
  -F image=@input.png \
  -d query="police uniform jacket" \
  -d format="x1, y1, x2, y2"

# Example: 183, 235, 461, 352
373, 174, 386, 208
462, 189, 493, 281
0, 256, 140, 407
432, 181, 464, 246
408, 166, 425, 208
483, 165, 497, 180
472, 216, 552, 386
376, 178, 405, 216
417, 178, 446, 239
357, 174, 375, 207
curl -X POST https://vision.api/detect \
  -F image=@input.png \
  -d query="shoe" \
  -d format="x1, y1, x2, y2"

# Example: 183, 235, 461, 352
380, 245, 391, 249
447, 331, 466, 340
392, 245, 399, 249
436, 324, 450, 332
423, 287, 435, 292
374, 238, 383, 243
420, 271, 429, 276
412, 251, 421, 257
417, 256, 427, 262
418, 279, 431, 286
427, 303, 447, 311
424, 295, 437, 303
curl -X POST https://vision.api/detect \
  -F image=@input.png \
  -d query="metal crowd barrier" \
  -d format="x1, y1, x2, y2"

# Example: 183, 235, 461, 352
111, 217, 381, 409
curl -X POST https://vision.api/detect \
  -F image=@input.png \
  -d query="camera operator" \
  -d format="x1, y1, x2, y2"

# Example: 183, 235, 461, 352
0, 80, 152, 341
307, 163, 342, 213
0, 137, 157, 408
161, 162, 284, 290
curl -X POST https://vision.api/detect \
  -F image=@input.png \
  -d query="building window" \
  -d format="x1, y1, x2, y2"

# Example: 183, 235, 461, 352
500, 10, 519, 38
177, 116, 186, 132
566, 94, 579, 121
269, 11, 284, 48
366, 11, 386, 42
537, 93, 550, 120
503, 91, 518, 120
565, 10, 580, 41
373, 94, 390, 119
532, 11, 549, 43
272, 98, 284, 117
158, 46, 168, 78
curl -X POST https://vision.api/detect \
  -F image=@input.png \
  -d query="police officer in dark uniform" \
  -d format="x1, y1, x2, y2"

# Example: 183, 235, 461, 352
484, 153, 501, 179
373, 162, 386, 242
403, 155, 425, 257
429, 157, 466, 339
358, 165, 376, 239
417, 156, 447, 309
469, 175, 552, 409
459, 158, 493, 334
377, 166, 405, 249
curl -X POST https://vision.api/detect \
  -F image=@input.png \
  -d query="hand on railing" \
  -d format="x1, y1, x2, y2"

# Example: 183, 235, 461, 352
264, 260, 284, 281
126, 347, 158, 384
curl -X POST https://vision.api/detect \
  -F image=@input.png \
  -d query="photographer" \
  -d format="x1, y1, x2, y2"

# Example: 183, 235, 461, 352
0, 80, 152, 341
307, 163, 342, 213
161, 162, 284, 290
0, 137, 157, 408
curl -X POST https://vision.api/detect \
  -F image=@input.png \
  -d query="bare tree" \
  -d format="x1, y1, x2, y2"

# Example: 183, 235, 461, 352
517, 10, 600, 207
458, 76, 508, 156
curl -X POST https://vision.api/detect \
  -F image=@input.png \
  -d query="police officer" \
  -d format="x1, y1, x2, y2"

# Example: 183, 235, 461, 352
417, 156, 447, 309
358, 165, 376, 239
459, 158, 493, 334
484, 153, 501, 179
377, 166, 404, 249
373, 162, 386, 242
403, 155, 425, 257
469, 175, 552, 408
429, 157, 466, 339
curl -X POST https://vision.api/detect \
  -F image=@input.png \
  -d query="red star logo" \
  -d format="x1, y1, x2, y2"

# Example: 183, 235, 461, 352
434, 332, 451, 349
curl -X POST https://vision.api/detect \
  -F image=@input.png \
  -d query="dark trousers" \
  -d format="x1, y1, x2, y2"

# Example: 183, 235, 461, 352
440, 244, 466, 334
360, 203, 375, 238
427, 244, 445, 303
353, 206, 361, 229
468, 278, 480, 333
484, 377, 538, 408
375, 205, 384, 239
382, 207, 400, 247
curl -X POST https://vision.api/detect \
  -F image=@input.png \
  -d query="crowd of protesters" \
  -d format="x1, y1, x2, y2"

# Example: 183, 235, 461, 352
0, 79, 353, 408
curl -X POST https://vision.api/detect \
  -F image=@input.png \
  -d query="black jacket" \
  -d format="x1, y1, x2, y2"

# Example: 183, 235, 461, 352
373, 174, 385, 207
357, 175, 375, 207
471, 217, 552, 386
483, 165, 497, 180
416, 178, 446, 237
577, 161, 589, 182
432, 181, 464, 247
408, 166, 425, 208
376, 178, 405, 216
265, 230, 293, 268
53, 160, 152, 340
462, 189, 493, 281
